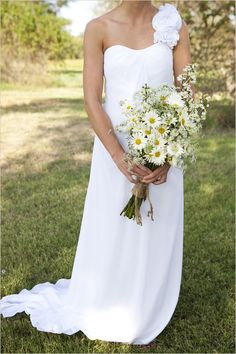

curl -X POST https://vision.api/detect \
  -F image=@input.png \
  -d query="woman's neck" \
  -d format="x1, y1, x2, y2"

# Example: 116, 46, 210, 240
118, 1, 156, 24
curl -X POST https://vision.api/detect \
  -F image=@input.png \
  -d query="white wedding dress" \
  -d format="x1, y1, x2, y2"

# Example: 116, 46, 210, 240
0, 3, 184, 345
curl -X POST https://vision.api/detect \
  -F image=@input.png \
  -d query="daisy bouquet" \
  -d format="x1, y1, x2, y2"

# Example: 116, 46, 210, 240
115, 63, 209, 226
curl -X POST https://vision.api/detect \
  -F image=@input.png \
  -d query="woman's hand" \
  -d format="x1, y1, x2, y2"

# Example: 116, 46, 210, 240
112, 150, 152, 184
141, 162, 171, 185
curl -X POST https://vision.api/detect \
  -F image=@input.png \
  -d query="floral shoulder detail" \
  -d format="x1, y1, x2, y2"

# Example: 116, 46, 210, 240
152, 3, 183, 49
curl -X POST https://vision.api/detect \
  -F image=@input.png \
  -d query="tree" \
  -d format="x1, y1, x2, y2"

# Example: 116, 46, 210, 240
0, 0, 77, 83
178, 0, 235, 94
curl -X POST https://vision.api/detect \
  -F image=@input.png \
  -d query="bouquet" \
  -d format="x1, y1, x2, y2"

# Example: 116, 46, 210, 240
115, 63, 209, 226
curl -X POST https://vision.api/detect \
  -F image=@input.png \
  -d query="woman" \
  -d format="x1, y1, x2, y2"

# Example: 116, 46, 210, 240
0, 0, 192, 346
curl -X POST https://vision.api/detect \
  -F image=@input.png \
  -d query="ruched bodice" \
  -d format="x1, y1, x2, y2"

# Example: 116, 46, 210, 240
103, 43, 174, 126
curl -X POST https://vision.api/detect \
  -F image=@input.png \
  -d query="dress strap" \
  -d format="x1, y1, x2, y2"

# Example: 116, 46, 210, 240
152, 3, 183, 49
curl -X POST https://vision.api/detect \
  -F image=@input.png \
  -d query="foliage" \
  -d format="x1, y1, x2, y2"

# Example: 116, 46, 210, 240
0, 0, 77, 84
178, 0, 235, 95
1, 0, 74, 59
69, 35, 84, 59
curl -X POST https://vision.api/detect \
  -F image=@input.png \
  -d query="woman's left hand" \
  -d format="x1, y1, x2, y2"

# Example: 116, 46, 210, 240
141, 162, 171, 185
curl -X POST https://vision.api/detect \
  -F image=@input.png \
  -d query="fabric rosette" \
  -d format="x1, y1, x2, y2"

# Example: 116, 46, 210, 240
152, 3, 182, 49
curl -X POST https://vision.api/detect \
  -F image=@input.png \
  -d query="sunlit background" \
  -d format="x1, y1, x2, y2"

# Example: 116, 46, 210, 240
59, 0, 97, 35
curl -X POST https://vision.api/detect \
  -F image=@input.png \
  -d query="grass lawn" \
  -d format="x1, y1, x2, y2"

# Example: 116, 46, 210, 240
0, 60, 235, 353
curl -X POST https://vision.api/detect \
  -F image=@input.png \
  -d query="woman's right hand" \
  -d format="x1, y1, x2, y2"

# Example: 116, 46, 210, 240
112, 149, 152, 184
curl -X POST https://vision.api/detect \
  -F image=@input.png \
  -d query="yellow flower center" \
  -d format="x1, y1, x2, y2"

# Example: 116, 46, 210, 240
181, 118, 185, 125
158, 127, 166, 134
132, 117, 136, 122
127, 105, 132, 110
145, 130, 151, 135
154, 151, 161, 157
149, 117, 156, 124
135, 138, 142, 145
160, 96, 167, 101
154, 139, 160, 145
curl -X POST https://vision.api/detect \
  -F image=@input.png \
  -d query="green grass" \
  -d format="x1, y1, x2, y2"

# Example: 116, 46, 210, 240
1, 60, 235, 353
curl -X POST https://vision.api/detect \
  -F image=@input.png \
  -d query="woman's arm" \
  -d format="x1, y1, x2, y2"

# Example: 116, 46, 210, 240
83, 19, 122, 161
83, 19, 152, 183
173, 20, 194, 93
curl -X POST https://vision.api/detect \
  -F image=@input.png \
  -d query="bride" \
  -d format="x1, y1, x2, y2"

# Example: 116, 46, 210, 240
0, 0, 192, 346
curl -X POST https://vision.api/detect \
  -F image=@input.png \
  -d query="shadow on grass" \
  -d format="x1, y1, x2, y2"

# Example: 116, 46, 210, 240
1, 98, 85, 114
1, 111, 94, 174
49, 70, 83, 75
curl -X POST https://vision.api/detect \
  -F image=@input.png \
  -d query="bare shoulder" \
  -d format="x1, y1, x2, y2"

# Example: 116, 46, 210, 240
83, 17, 105, 53
84, 17, 105, 38
84, 9, 118, 50
173, 17, 191, 65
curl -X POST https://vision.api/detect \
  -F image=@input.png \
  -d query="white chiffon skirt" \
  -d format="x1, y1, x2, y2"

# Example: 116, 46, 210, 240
0, 135, 184, 345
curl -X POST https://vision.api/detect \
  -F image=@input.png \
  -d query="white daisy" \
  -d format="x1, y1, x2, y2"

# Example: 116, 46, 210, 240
178, 108, 193, 127
167, 141, 184, 157
167, 93, 184, 108
150, 134, 165, 148
155, 87, 173, 102
147, 147, 166, 165
168, 155, 181, 167
143, 111, 161, 127
131, 132, 146, 151
156, 125, 169, 137
126, 115, 139, 129
168, 127, 179, 139
139, 124, 152, 137
120, 99, 134, 114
